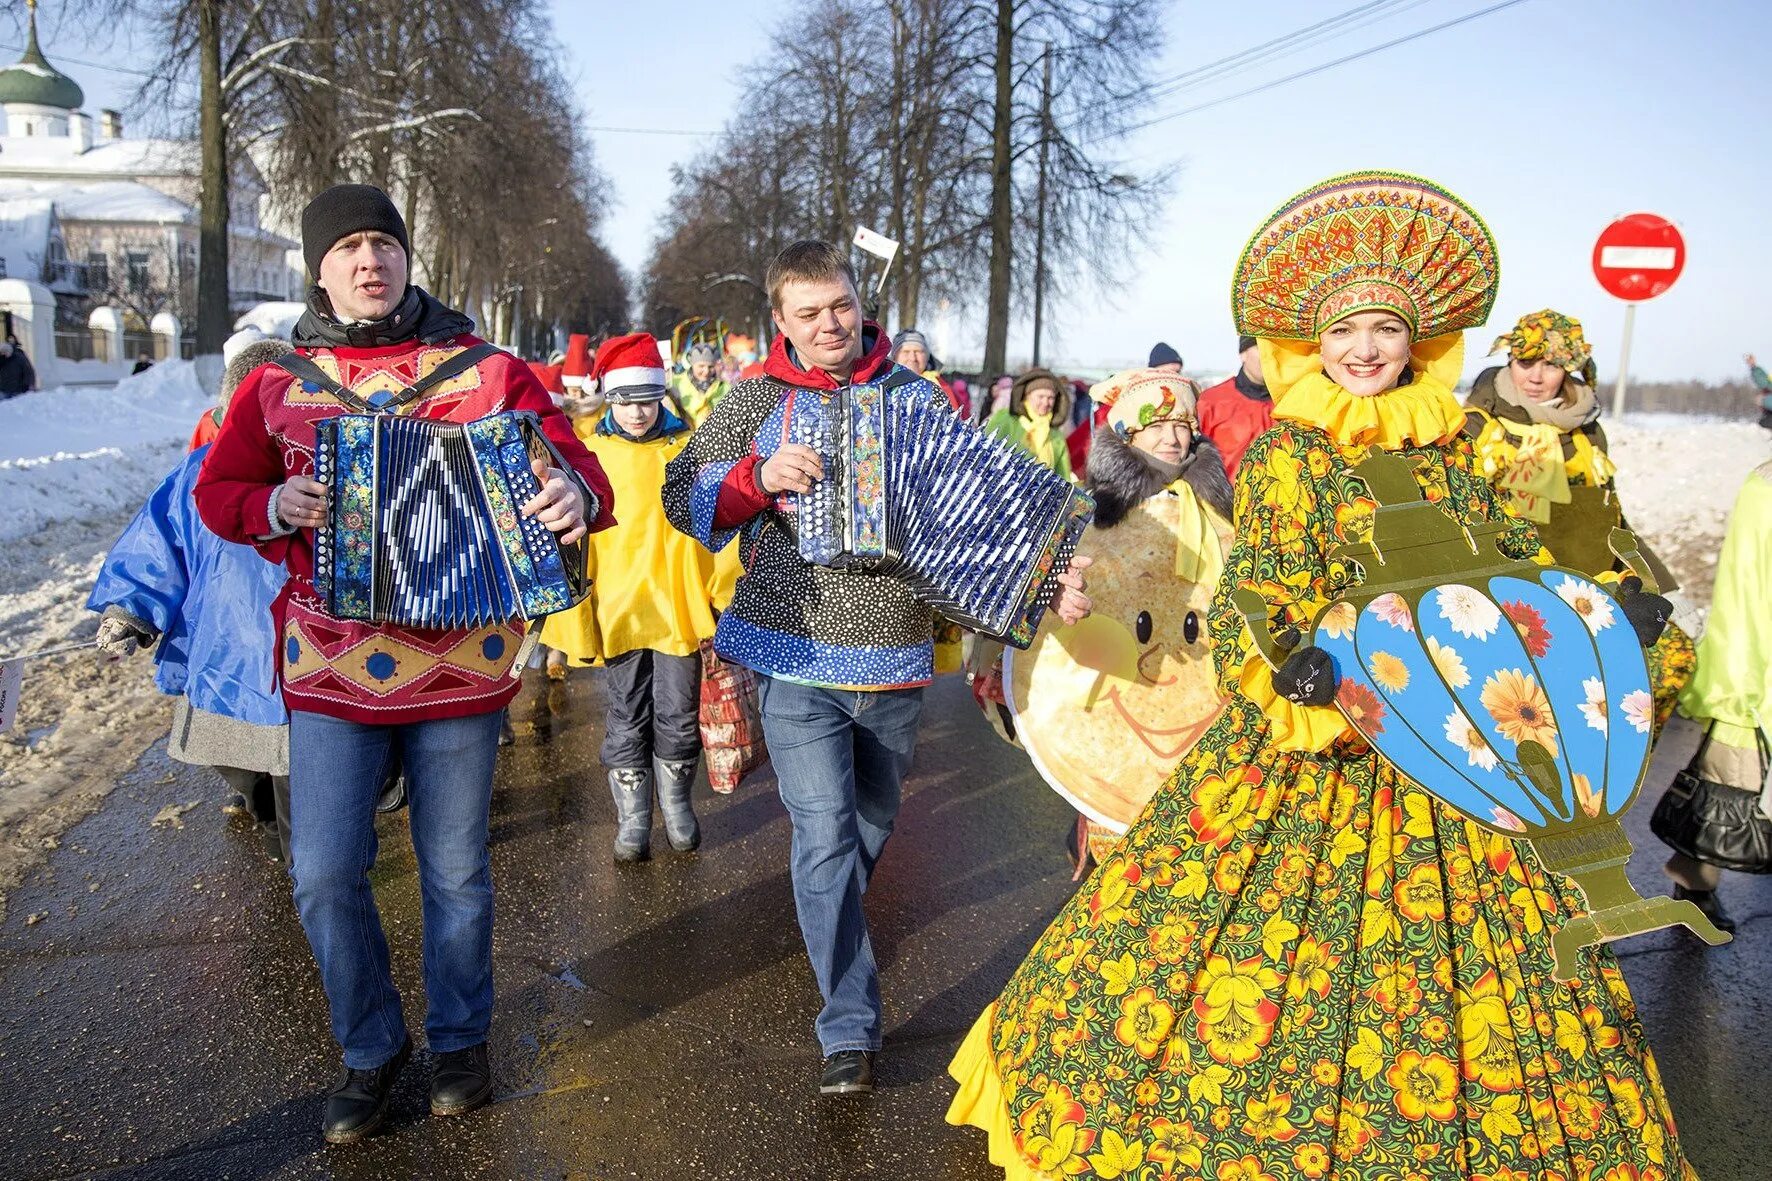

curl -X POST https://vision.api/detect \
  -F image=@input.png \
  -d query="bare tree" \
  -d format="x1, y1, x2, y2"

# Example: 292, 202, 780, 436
76, 1, 627, 355
640, 0, 1162, 368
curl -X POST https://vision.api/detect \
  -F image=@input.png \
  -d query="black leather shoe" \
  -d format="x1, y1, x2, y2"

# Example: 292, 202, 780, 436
430, 1042, 494, 1116
1674, 884, 1737, 934
819, 1050, 875, 1096
322, 1038, 411, 1145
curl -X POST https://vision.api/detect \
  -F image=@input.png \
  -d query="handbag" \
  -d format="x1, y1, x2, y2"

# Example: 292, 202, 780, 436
698, 640, 767, 794
1650, 723, 1772, 874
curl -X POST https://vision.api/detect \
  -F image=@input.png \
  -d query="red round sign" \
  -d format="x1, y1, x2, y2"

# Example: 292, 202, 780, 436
1592, 213, 1685, 302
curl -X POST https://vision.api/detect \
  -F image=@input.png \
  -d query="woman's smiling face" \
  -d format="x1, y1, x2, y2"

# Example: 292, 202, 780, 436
1320, 310, 1412, 396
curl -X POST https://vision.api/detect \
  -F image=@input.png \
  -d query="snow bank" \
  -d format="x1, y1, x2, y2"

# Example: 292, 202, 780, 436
0, 361, 211, 544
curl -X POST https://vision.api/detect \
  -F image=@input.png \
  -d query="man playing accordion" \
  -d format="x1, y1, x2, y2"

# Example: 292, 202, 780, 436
195, 184, 615, 1144
662, 240, 1092, 1096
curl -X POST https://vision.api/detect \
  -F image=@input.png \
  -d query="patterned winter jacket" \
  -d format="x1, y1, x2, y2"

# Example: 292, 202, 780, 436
661, 325, 942, 690
195, 293, 615, 724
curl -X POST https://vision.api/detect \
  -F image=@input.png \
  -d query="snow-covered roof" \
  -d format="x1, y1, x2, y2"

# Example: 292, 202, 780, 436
0, 178, 296, 247
0, 136, 195, 178
0, 195, 54, 281
18, 179, 189, 223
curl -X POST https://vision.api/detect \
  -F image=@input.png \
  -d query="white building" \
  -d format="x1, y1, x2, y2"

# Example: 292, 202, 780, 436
0, 6, 301, 386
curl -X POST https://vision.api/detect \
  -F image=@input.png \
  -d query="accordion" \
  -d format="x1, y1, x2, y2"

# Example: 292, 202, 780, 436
312, 410, 590, 628
791, 373, 1093, 647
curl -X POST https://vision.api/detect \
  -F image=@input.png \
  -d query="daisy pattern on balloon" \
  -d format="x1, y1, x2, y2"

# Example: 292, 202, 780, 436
1554, 575, 1617, 633
1621, 689, 1653, 734
1444, 710, 1500, 770
1436, 585, 1501, 640
1371, 593, 1414, 632
1426, 636, 1469, 688
1318, 600, 1357, 640
1579, 677, 1608, 733
1481, 668, 1558, 748
1368, 651, 1410, 693
1501, 601, 1551, 658
1490, 806, 1528, 832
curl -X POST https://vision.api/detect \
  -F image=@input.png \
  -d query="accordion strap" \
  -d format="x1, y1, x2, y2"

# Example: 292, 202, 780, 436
272, 343, 503, 413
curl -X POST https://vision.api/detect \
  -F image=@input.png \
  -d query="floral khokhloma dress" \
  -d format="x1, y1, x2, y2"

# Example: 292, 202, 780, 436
947, 422, 1695, 1181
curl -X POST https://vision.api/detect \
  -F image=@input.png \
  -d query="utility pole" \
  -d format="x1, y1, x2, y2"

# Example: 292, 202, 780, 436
1031, 44, 1052, 367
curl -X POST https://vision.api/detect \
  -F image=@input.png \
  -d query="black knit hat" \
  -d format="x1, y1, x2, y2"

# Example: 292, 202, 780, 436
301, 184, 410, 277
1148, 341, 1182, 368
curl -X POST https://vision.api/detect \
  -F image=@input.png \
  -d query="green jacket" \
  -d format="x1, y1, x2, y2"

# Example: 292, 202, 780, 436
984, 408, 1073, 479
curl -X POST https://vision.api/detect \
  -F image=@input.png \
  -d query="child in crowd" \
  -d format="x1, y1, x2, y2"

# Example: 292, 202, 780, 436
540, 334, 735, 861
91, 339, 297, 860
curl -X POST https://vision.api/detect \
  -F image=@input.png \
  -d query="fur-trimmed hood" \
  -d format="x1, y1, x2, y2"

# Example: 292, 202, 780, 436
1008, 367, 1074, 424
221, 338, 295, 407
1085, 425, 1233, 528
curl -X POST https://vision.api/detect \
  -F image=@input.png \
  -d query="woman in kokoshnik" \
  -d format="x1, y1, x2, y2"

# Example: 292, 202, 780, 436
1463, 309, 1695, 731
945, 171, 1697, 1181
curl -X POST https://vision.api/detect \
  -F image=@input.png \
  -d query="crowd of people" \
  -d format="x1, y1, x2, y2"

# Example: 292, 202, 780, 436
76, 169, 1772, 1181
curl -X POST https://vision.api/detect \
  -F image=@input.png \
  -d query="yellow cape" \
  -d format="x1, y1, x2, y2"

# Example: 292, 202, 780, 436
540, 425, 738, 664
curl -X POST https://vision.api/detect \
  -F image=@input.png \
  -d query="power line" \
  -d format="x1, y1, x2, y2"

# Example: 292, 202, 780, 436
1114, 0, 1536, 138
0, 41, 159, 80
1082, 0, 1424, 123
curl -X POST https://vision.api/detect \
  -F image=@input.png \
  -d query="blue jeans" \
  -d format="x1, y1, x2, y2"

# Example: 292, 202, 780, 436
758, 677, 925, 1055
288, 709, 502, 1069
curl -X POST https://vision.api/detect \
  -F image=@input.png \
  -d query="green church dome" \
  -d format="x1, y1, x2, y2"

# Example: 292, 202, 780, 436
0, 7, 84, 111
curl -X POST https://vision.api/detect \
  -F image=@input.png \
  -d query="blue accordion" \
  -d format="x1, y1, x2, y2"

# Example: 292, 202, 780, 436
312, 410, 590, 628
791, 373, 1093, 647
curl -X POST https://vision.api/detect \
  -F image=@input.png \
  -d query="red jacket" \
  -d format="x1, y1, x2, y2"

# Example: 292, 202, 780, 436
1196, 374, 1274, 481
195, 334, 615, 724
188, 406, 224, 452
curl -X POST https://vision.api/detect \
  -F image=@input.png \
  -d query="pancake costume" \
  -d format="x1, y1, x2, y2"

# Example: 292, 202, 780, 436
1003, 369, 1234, 873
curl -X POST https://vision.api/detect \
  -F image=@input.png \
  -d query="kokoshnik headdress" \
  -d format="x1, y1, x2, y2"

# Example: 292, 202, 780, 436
1231, 170, 1500, 342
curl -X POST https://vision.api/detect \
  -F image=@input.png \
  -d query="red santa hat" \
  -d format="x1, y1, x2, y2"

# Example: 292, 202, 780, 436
591, 332, 669, 403
526, 359, 566, 396
561, 333, 593, 392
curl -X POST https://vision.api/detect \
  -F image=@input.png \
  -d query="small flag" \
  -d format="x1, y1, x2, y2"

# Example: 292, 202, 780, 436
852, 227, 899, 265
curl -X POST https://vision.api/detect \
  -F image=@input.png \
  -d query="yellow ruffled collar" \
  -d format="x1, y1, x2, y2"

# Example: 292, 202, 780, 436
1259, 333, 1467, 451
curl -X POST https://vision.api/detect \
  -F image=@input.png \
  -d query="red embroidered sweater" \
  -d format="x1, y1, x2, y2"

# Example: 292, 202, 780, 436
194, 334, 616, 724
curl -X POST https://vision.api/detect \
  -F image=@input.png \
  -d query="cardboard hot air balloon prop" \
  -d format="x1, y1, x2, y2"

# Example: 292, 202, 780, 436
1235, 450, 1729, 980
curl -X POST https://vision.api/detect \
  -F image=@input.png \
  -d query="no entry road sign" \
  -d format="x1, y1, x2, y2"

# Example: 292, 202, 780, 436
1592, 213, 1686, 302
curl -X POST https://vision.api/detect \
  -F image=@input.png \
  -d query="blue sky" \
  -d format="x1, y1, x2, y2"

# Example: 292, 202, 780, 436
44, 0, 1772, 382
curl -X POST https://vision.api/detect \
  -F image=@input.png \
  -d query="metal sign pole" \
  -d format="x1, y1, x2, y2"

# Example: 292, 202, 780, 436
1612, 302, 1637, 418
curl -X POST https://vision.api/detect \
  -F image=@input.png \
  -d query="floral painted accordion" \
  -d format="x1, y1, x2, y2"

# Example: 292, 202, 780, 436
312, 410, 590, 628
791, 372, 1093, 647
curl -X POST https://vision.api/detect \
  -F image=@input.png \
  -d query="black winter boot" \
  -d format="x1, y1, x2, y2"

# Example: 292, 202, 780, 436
322, 1037, 411, 1145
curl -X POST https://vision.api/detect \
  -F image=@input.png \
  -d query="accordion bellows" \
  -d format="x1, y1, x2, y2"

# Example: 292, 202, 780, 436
314, 410, 590, 628
792, 378, 1093, 647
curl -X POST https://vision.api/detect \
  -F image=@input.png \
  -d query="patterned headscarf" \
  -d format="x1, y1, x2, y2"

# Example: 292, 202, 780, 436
1090, 368, 1202, 439
1232, 170, 1499, 342
1490, 309, 1597, 387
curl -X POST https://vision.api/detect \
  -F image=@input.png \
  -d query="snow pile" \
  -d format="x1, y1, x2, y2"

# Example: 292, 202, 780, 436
1603, 414, 1771, 629
0, 361, 211, 545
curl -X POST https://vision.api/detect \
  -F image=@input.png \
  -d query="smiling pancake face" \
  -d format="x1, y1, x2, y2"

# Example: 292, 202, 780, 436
1006, 495, 1230, 832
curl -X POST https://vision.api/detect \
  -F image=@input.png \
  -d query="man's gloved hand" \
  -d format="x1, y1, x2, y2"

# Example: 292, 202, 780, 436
95, 607, 158, 660
1273, 644, 1338, 706
1616, 576, 1673, 648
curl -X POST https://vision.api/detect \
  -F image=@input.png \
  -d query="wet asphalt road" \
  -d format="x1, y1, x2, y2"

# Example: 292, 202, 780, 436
1, 672, 1767, 1180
